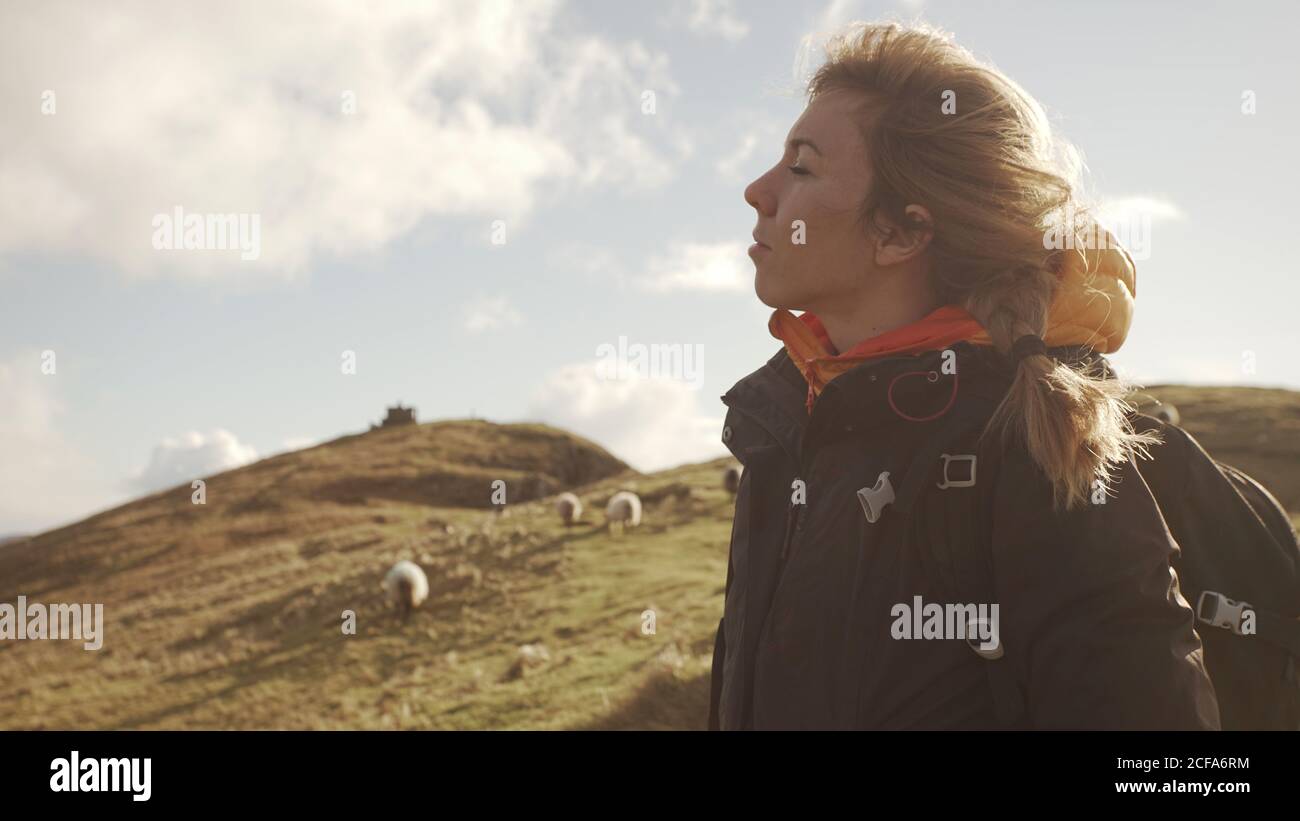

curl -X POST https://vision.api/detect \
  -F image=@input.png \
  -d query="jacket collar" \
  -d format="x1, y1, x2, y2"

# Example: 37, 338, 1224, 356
768, 237, 1139, 416
770, 305, 988, 415
722, 342, 1116, 468
719, 347, 809, 465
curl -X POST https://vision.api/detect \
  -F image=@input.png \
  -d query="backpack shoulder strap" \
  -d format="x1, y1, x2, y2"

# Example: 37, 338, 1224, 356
952, 423, 1028, 727
908, 401, 1029, 727
839, 399, 1009, 726
899, 405, 1029, 722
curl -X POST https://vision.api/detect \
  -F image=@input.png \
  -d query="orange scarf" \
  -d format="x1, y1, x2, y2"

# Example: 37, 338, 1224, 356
770, 240, 1138, 414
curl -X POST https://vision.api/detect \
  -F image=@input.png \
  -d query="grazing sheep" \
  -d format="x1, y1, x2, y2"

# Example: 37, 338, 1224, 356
1152, 402, 1180, 426
381, 560, 429, 620
605, 491, 643, 536
502, 643, 552, 682
723, 464, 743, 496
555, 492, 583, 526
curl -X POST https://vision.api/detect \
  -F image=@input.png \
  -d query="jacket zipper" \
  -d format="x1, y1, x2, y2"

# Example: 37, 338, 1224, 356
722, 393, 807, 573
779, 494, 804, 565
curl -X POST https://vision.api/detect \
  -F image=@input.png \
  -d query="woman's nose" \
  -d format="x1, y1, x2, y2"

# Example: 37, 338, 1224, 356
744, 172, 776, 217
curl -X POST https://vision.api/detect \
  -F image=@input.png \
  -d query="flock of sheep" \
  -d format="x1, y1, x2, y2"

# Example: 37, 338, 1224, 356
380, 401, 1182, 617
380, 462, 745, 618
381, 404, 1180, 622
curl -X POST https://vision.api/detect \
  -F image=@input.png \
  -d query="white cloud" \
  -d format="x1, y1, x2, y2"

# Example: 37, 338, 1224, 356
549, 242, 630, 286
133, 429, 259, 493
1097, 196, 1185, 224
789, 0, 926, 88
0, 1, 687, 281
1114, 355, 1248, 389
793, 0, 862, 85
525, 361, 726, 472
463, 295, 524, 333
277, 436, 323, 454
716, 133, 760, 181
668, 0, 751, 42
0, 352, 121, 533
814, 0, 861, 31
640, 241, 751, 293
1096, 196, 1184, 262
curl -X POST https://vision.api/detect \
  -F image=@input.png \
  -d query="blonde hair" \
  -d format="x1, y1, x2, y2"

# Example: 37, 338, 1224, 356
809, 22, 1160, 512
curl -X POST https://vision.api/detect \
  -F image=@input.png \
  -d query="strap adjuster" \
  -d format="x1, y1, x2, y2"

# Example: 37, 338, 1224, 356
937, 454, 977, 489
1196, 590, 1253, 636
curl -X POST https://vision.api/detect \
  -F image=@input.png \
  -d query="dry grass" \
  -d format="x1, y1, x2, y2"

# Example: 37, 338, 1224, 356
0, 419, 736, 729
1, 387, 1295, 730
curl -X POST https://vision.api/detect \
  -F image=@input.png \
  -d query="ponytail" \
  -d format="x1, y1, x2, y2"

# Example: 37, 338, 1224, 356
969, 253, 1162, 513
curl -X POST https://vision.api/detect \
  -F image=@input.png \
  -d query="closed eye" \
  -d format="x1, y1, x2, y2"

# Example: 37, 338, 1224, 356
787, 164, 810, 176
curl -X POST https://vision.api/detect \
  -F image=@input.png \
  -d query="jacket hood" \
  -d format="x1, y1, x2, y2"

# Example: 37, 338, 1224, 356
1037, 240, 1137, 353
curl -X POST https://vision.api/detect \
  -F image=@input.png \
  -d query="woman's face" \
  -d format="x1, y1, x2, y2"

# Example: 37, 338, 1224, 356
744, 88, 877, 312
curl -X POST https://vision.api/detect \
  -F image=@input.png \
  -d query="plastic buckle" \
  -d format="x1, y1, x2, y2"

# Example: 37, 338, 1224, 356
1196, 590, 1251, 636
965, 616, 1004, 660
937, 454, 977, 489
856, 471, 895, 524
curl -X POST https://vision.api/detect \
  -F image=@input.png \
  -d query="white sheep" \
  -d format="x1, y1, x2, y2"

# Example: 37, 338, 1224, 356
723, 464, 743, 496
381, 560, 429, 620
605, 491, 642, 536
555, 492, 583, 526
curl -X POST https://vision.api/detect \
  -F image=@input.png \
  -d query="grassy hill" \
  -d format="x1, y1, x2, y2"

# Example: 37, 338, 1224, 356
1135, 385, 1300, 512
0, 419, 734, 729
1, 386, 1296, 730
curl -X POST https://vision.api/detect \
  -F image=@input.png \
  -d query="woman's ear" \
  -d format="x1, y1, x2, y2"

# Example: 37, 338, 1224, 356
873, 204, 934, 266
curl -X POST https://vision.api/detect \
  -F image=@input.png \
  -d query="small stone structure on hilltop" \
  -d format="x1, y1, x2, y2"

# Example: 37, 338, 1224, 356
370, 402, 416, 431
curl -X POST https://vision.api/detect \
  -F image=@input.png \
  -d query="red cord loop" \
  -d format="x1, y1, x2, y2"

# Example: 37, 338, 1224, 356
887, 369, 958, 422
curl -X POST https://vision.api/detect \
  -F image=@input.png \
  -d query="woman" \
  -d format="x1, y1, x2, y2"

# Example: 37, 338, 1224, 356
709, 22, 1220, 730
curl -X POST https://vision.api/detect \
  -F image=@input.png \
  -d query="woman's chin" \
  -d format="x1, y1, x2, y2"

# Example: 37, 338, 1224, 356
755, 276, 804, 312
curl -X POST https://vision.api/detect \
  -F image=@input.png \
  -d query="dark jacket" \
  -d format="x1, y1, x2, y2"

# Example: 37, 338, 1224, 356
708, 341, 1221, 730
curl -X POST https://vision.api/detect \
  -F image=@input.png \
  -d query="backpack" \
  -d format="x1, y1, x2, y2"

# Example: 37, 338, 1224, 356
893, 403, 1300, 730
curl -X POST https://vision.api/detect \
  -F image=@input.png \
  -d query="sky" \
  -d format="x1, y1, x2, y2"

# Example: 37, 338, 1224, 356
2, 0, 1298, 535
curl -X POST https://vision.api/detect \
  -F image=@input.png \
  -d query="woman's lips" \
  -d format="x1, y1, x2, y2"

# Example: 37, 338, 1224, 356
747, 242, 770, 258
